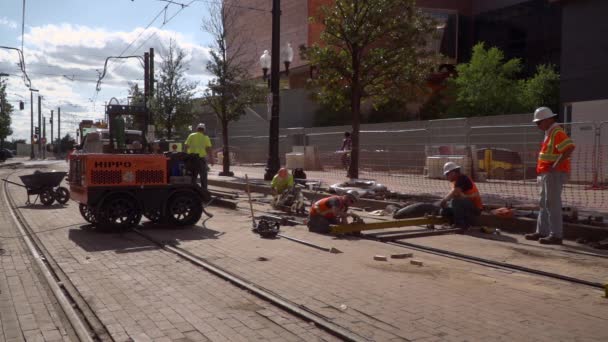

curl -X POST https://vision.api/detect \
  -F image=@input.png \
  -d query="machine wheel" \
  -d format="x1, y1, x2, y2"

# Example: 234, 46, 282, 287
40, 189, 55, 205
166, 192, 202, 226
98, 194, 140, 230
79, 204, 97, 224
54, 187, 70, 204
143, 209, 163, 223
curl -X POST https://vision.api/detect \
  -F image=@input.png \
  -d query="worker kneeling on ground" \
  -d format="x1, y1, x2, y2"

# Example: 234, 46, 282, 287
271, 168, 295, 206
440, 162, 483, 229
307, 190, 359, 233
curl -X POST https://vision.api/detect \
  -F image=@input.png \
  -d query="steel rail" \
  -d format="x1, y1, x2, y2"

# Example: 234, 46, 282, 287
133, 229, 369, 342
384, 240, 605, 290
3, 170, 113, 341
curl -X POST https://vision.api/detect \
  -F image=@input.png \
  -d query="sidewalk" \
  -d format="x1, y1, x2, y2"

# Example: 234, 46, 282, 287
0, 168, 71, 342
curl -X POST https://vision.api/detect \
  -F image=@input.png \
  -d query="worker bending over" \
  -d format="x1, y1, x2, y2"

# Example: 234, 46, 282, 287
440, 162, 483, 229
270, 168, 295, 207
307, 191, 359, 233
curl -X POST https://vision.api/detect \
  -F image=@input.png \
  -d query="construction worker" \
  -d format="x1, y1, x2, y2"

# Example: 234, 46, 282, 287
271, 167, 294, 196
307, 190, 359, 233
440, 162, 483, 229
525, 107, 575, 245
184, 123, 214, 189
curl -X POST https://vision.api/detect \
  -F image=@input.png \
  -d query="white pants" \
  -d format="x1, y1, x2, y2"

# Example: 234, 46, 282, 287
536, 171, 567, 238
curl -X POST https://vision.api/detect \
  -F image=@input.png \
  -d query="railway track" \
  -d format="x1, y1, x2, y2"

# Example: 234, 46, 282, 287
227, 186, 607, 291
3, 170, 111, 341
3, 169, 369, 342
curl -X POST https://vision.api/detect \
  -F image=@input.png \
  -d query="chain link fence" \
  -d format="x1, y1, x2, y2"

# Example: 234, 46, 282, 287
219, 119, 607, 212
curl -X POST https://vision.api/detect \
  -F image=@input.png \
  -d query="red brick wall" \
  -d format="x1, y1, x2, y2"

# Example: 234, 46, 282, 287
227, 0, 309, 78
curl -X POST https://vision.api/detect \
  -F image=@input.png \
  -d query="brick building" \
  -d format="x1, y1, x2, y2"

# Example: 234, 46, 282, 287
219, 0, 605, 128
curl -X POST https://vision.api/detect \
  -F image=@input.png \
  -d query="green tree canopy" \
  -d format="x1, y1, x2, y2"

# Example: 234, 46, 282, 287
154, 39, 197, 139
0, 79, 14, 149
519, 64, 560, 113
301, 0, 437, 178
447, 42, 524, 116
202, 2, 264, 175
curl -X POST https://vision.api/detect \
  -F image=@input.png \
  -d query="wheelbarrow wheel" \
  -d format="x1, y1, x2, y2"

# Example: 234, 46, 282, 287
40, 189, 55, 206
54, 187, 70, 204
79, 204, 97, 224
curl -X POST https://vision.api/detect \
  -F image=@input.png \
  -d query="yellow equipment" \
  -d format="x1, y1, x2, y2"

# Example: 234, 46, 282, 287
330, 216, 448, 234
477, 148, 523, 179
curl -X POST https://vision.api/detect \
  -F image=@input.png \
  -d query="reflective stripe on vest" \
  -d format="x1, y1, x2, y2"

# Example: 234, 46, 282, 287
538, 127, 563, 162
537, 126, 574, 174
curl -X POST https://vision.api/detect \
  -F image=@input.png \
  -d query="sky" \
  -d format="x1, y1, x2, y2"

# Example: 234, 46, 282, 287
0, 0, 231, 141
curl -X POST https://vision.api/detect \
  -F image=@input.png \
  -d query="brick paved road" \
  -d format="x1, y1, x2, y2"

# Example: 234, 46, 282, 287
5, 162, 608, 341
4, 166, 339, 342
0, 168, 72, 342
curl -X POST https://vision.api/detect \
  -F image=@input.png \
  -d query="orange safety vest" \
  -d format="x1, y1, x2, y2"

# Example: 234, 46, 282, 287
537, 125, 575, 174
452, 178, 483, 210
309, 196, 346, 219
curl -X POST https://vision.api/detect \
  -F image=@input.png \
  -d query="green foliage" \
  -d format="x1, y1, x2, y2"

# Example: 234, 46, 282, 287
447, 42, 525, 116
154, 39, 198, 139
519, 64, 560, 113
447, 43, 560, 116
301, 0, 438, 177
0, 79, 14, 148
302, 0, 437, 110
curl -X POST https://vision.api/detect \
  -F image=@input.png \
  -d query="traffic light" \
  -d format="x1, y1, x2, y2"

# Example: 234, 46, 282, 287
35, 126, 40, 135
19, 101, 24, 110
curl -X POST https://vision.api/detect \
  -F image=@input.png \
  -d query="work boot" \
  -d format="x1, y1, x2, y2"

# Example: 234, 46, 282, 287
524, 232, 543, 241
539, 235, 563, 245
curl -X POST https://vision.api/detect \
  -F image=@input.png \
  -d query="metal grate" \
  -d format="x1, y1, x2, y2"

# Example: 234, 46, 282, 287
135, 170, 164, 184
69, 159, 81, 185
91, 170, 121, 185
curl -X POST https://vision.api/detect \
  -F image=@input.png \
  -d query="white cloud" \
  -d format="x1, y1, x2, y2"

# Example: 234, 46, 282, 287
1, 23, 213, 140
0, 17, 18, 29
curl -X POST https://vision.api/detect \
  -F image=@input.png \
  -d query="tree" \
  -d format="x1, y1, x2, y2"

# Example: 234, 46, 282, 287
520, 64, 560, 113
0, 79, 14, 149
301, 0, 437, 178
202, 2, 264, 176
155, 39, 197, 139
126, 82, 145, 128
447, 42, 525, 116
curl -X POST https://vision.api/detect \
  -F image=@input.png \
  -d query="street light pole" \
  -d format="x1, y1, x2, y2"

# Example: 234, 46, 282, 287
37, 94, 42, 157
29, 88, 38, 159
264, 0, 281, 181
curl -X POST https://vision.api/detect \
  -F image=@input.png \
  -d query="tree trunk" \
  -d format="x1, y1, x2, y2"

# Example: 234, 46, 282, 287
166, 117, 172, 139
220, 118, 233, 176
349, 53, 361, 179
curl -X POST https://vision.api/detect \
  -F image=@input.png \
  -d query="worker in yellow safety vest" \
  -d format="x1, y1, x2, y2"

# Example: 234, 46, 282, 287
440, 162, 483, 229
525, 107, 575, 245
307, 190, 359, 233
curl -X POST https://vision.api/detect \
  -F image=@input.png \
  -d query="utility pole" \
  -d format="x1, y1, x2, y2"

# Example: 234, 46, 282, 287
57, 107, 61, 153
37, 95, 41, 156
264, 0, 281, 181
42, 116, 46, 159
50, 109, 53, 150
30, 90, 34, 159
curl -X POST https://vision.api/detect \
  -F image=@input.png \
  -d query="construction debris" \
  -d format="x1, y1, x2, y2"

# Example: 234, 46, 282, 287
391, 253, 413, 259
410, 260, 424, 266
374, 255, 388, 261
329, 179, 388, 199
393, 202, 440, 219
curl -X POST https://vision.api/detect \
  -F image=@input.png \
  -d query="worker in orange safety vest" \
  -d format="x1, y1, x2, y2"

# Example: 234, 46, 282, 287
307, 190, 359, 233
440, 162, 483, 229
525, 107, 575, 245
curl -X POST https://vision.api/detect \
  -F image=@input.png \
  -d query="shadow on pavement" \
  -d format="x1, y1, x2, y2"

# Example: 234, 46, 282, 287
17, 203, 68, 210
68, 223, 223, 253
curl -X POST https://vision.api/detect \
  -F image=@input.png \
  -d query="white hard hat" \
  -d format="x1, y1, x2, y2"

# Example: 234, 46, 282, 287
197, 123, 206, 130
443, 161, 461, 175
532, 107, 557, 123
